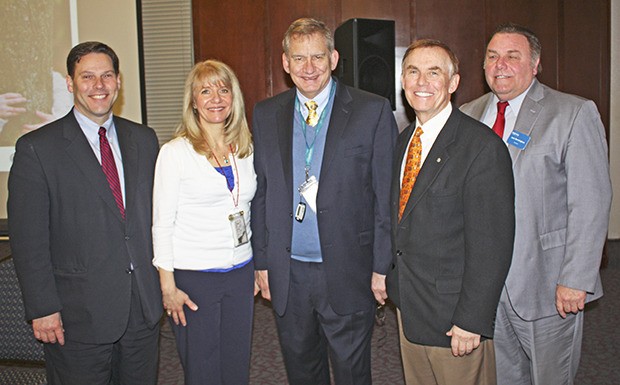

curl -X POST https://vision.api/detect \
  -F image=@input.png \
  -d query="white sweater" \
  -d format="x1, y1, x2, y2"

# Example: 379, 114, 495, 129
152, 137, 257, 271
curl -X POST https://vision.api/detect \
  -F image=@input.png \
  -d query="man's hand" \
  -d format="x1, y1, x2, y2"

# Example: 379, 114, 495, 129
32, 312, 65, 345
556, 285, 586, 318
445, 325, 481, 357
371, 272, 387, 305
255, 270, 271, 301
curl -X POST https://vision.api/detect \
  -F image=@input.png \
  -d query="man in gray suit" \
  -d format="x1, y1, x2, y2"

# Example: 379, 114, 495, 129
8, 42, 162, 385
461, 23, 612, 385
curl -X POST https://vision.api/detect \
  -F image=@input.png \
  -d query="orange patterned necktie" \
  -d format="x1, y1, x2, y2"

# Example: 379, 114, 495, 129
305, 100, 319, 126
398, 127, 423, 221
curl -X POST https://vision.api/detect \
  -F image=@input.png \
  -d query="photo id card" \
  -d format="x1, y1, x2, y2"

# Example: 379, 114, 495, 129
228, 211, 249, 247
298, 175, 318, 212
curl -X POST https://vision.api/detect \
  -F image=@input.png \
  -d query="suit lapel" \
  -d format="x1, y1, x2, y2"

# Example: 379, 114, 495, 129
321, 82, 351, 179
276, 90, 295, 195
399, 109, 459, 222
116, 118, 137, 222
63, 113, 125, 223
510, 79, 544, 163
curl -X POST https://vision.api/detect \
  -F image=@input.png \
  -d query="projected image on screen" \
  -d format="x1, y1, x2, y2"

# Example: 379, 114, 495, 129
0, 0, 73, 218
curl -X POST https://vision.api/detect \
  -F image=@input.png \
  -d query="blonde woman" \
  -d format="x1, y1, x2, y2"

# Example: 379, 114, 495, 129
152, 60, 256, 385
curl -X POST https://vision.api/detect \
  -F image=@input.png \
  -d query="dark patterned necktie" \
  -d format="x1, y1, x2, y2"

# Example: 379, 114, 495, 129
99, 127, 125, 219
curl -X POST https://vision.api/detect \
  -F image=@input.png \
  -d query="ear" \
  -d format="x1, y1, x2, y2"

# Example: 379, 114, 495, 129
330, 49, 339, 71
66, 75, 74, 93
282, 52, 291, 74
532, 57, 540, 76
116, 73, 122, 90
448, 73, 460, 94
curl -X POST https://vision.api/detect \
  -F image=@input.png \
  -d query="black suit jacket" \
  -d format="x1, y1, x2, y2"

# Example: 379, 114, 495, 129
386, 107, 515, 347
8, 110, 162, 344
251, 79, 397, 316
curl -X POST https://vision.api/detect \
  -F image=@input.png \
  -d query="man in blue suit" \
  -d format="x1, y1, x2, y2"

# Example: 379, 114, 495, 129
252, 17, 397, 385
8, 42, 162, 385
461, 23, 612, 385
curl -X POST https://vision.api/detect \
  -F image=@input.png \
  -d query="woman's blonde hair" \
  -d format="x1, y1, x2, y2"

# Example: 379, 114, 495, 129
175, 60, 252, 158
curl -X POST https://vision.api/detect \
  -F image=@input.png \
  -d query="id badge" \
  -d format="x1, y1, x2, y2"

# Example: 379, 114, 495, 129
298, 175, 318, 212
228, 211, 249, 247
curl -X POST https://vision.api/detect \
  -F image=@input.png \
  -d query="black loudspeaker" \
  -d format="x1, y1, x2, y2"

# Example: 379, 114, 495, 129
335, 18, 395, 110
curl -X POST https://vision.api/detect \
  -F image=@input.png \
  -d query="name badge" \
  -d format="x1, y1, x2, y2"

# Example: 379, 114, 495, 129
507, 130, 531, 150
228, 211, 249, 247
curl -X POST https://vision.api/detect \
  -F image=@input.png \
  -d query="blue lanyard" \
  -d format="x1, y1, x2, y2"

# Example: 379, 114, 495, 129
295, 82, 336, 179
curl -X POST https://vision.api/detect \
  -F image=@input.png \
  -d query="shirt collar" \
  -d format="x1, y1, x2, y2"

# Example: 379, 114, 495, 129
415, 102, 452, 134
490, 79, 535, 116
296, 77, 334, 115
72, 108, 116, 145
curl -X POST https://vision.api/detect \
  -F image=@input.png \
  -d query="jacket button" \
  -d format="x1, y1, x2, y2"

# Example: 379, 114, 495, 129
396, 250, 403, 256
286, 247, 291, 252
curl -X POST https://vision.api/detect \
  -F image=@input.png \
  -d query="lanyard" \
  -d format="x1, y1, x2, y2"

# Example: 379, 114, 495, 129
208, 144, 240, 208
295, 82, 336, 180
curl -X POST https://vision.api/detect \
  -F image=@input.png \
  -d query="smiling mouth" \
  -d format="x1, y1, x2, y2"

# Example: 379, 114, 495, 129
91, 94, 108, 100
414, 92, 433, 97
495, 75, 511, 79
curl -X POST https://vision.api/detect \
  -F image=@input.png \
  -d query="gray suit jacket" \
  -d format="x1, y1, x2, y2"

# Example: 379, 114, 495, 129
386, 107, 515, 347
251, 79, 397, 316
8, 110, 163, 343
461, 79, 612, 321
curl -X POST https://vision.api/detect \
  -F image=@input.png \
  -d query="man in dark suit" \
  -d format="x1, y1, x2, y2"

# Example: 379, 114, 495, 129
251, 18, 397, 385
8, 41, 162, 385
386, 39, 515, 385
461, 24, 612, 385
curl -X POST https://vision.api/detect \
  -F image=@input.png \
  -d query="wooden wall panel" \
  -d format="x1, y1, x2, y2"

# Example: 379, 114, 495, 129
192, 0, 267, 123
412, 0, 488, 106
559, 0, 610, 129
192, 0, 610, 130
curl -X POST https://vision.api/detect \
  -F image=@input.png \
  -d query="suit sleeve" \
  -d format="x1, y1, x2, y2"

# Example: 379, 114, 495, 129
250, 106, 268, 270
371, 100, 398, 274
559, 100, 612, 292
8, 137, 62, 321
453, 134, 515, 338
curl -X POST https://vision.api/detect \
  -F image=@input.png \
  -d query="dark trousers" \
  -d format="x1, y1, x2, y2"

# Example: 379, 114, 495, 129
171, 261, 254, 385
275, 259, 375, 385
44, 276, 159, 385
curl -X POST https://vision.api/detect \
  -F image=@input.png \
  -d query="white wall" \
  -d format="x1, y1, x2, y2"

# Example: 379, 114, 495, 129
609, 1, 619, 239
77, 0, 142, 123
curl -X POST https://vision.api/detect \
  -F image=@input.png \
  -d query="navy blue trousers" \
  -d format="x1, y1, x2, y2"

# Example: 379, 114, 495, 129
275, 259, 375, 385
171, 260, 254, 385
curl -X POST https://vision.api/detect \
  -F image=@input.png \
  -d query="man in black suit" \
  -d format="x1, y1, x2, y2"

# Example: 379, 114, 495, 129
252, 18, 397, 385
386, 39, 515, 385
8, 41, 162, 385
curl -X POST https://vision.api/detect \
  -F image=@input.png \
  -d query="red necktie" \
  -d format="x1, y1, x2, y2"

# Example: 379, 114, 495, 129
99, 127, 125, 219
398, 127, 423, 221
492, 101, 509, 138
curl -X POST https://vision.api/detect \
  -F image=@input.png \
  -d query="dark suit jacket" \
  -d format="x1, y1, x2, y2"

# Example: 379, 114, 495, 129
386, 107, 515, 347
251, 79, 397, 316
8, 110, 162, 344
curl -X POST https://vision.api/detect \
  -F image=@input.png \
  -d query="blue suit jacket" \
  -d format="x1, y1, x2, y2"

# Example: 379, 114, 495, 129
251, 79, 397, 316
8, 110, 163, 343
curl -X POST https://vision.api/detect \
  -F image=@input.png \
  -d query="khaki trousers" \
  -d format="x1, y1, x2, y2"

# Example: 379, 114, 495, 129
398, 311, 497, 385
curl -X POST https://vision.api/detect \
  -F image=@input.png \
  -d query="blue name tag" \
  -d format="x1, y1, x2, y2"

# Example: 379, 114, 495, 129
507, 130, 531, 150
